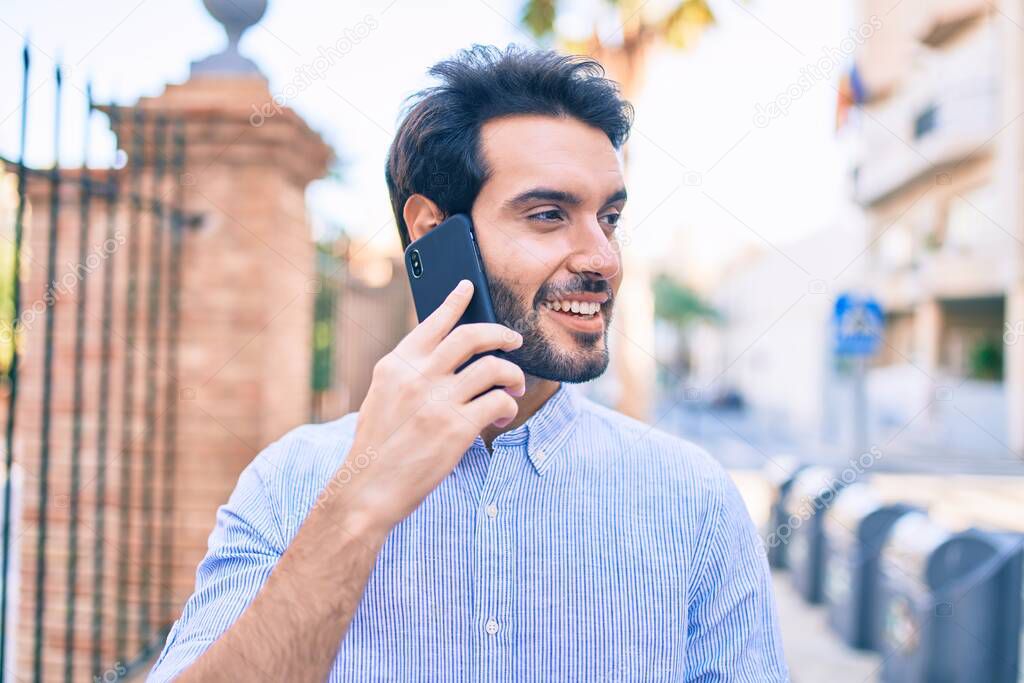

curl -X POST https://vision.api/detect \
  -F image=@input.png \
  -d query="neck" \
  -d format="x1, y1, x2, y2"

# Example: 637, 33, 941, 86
480, 376, 560, 450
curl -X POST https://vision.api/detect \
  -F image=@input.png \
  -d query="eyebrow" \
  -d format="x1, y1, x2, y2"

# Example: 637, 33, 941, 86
503, 187, 628, 211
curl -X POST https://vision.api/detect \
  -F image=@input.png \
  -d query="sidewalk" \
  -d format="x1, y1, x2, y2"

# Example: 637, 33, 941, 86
772, 569, 881, 682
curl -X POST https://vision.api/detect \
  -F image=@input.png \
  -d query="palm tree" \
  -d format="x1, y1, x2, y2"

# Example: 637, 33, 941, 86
521, 0, 716, 100
520, 0, 717, 420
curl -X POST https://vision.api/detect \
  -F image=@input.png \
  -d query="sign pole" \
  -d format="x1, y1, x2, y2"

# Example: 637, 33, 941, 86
833, 292, 883, 460
853, 355, 867, 459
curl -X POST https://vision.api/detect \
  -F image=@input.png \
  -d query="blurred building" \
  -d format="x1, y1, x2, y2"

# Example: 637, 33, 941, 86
689, 220, 866, 440
849, 0, 1024, 455
311, 235, 413, 422
687, 0, 1024, 463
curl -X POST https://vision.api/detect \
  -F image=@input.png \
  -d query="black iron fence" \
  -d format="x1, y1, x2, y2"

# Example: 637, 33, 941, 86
0, 43, 191, 682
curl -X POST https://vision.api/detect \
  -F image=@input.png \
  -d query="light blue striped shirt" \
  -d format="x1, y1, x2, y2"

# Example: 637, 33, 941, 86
149, 384, 789, 681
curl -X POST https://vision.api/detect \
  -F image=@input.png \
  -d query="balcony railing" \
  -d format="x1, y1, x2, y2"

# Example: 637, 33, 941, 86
854, 19, 1000, 206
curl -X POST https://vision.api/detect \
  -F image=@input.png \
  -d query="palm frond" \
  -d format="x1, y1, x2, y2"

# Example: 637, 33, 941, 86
521, 0, 559, 38
661, 0, 716, 50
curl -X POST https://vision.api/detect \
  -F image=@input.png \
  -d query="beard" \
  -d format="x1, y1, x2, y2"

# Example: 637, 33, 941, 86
486, 274, 613, 384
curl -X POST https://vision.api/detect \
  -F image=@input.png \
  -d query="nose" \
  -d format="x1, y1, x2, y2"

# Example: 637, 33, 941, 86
566, 219, 621, 282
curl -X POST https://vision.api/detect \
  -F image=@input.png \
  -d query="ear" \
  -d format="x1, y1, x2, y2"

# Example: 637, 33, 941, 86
403, 194, 444, 242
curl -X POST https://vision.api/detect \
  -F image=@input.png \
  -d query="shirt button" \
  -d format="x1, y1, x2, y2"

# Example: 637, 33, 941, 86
535, 449, 546, 461
485, 503, 498, 519
485, 619, 499, 635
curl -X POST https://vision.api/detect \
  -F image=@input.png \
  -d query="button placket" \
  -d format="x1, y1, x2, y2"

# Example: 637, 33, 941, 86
451, 439, 489, 507
472, 443, 522, 679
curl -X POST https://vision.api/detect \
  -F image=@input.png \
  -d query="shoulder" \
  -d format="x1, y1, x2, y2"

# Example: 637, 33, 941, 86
251, 412, 360, 484
573, 392, 730, 495
568, 394, 757, 586
243, 412, 361, 541
569, 393, 739, 545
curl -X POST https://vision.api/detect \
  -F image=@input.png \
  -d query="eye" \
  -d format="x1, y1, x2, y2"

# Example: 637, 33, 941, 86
601, 212, 622, 228
528, 208, 565, 223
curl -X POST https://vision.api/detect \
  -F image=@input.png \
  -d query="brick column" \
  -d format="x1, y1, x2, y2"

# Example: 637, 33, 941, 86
135, 74, 331, 619
9, 73, 330, 679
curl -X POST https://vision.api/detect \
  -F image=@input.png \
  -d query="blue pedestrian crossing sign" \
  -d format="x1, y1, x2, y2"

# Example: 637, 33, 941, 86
833, 293, 884, 356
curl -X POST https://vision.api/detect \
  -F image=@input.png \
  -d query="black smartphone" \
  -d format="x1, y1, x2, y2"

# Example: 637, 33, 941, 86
404, 214, 498, 327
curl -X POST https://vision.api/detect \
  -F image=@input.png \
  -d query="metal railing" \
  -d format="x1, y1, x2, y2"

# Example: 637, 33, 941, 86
0, 42, 191, 682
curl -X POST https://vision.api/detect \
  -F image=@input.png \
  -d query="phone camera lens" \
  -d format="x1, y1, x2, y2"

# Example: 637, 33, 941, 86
410, 250, 423, 278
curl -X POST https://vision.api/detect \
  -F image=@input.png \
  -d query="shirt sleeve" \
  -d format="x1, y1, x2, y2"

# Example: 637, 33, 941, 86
684, 469, 790, 682
147, 450, 285, 682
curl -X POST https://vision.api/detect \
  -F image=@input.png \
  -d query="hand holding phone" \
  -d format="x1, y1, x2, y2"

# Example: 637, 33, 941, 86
405, 214, 508, 373
346, 280, 525, 530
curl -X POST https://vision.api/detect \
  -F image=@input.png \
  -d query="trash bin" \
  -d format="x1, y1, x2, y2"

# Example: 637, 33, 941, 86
880, 525, 1024, 683
877, 511, 950, 682
823, 482, 916, 650
783, 467, 845, 603
763, 457, 808, 569
880, 519, 1024, 682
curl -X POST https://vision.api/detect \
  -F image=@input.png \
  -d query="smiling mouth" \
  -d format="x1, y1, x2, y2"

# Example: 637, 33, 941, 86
540, 298, 604, 320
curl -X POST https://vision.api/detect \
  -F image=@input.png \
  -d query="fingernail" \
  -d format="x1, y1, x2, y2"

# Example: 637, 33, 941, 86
493, 416, 513, 428
456, 279, 472, 293
504, 385, 526, 398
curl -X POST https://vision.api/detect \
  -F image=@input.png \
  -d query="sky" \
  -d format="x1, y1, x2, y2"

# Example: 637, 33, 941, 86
0, 0, 856, 285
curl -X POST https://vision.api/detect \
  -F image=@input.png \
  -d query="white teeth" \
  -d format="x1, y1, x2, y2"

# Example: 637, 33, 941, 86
545, 300, 602, 315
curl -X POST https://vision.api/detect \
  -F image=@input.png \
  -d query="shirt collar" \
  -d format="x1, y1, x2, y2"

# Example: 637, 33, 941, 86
491, 383, 580, 476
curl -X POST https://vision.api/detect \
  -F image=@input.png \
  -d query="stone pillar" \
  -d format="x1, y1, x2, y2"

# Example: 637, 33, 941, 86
915, 299, 943, 375
997, 0, 1024, 457
1008, 287, 1024, 455
610, 251, 655, 420
915, 298, 945, 430
9, 76, 329, 680
7, 3, 331, 678
135, 73, 330, 616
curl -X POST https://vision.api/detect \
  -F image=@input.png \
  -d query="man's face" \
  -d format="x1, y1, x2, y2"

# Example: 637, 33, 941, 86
470, 115, 626, 383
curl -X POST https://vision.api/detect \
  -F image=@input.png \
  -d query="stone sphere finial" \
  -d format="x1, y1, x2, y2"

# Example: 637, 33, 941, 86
203, 0, 268, 48
192, 0, 268, 78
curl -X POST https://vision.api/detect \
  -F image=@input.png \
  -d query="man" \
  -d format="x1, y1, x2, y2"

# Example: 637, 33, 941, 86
150, 44, 789, 682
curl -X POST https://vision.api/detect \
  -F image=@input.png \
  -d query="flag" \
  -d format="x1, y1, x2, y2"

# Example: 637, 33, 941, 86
836, 64, 868, 131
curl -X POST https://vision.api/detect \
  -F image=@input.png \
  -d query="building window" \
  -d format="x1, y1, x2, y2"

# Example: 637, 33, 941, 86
943, 182, 1000, 253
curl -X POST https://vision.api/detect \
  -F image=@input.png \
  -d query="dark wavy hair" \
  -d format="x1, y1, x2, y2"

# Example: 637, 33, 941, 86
385, 44, 634, 249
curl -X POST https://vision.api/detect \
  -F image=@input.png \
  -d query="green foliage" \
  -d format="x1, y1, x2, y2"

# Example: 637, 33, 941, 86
521, 0, 558, 38
521, 0, 717, 47
969, 336, 1003, 381
310, 278, 335, 393
0, 239, 14, 374
653, 272, 719, 328
662, 0, 716, 49
310, 242, 342, 393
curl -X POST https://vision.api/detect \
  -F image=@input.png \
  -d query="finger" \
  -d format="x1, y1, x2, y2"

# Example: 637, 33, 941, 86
453, 355, 525, 401
461, 387, 519, 429
407, 279, 474, 348
433, 323, 522, 372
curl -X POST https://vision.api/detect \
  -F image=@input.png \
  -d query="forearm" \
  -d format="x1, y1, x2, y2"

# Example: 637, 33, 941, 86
171, 282, 523, 680
177, 480, 389, 682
